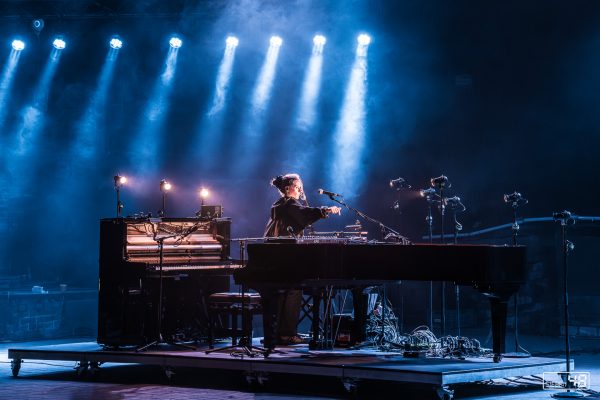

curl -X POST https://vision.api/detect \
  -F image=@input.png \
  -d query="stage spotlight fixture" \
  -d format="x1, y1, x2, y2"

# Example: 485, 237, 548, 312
12, 40, 25, 51
52, 38, 66, 50
160, 179, 172, 192
169, 37, 182, 48
159, 179, 172, 217
114, 175, 127, 187
199, 187, 210, 200
109, 37, 123, 49
313, 35, 326, 46
113, 175, 127, 217
357, 34, 371, 46
226, 36, 239, 47
270, 36, 283, 47
32, 19, 45, 32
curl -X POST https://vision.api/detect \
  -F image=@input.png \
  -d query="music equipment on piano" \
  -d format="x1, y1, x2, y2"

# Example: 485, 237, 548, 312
98, 217, 241, 347
234, 242, 527, 362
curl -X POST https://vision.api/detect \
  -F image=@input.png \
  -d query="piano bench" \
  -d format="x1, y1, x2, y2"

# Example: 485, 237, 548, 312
207, 292, 262, 348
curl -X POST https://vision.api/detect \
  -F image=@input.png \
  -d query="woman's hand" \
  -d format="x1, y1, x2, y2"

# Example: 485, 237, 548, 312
327, 206, 342, 215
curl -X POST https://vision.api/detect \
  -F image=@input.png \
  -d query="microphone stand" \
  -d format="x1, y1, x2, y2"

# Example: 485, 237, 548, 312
137, 220, 202, 352
424, 192, 435, 331
448, 198, 465, 336
504, 195, 530, 359
551, 213, 581, 399
326, 195, 408, 350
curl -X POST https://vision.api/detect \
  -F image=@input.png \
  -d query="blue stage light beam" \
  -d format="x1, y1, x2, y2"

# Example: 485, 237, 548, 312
13, 48, 63, 156
0, 48, 23, 130
127, 44, 181, 175
296, 35, 326, 132
207, 36, 239, 117
229, 36, 283, 175
328, 34, 371, 198
70, 46, 120, 161
251, 36, 282, 114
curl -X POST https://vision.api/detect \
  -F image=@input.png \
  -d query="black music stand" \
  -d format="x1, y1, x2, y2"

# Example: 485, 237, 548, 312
205, 238, 272, 357
137, 222, 200, 352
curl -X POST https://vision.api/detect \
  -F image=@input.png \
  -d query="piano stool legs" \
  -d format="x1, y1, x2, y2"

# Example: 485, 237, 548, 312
207, 292, 262, 349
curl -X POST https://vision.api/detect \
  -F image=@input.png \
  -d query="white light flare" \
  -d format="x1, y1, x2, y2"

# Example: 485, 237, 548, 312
11, 40, 25, 51
312, 35, 326, 55
169, 37, 182, 49
109, 37, 123, 49
52, 38, 66, 50
356, 34, 371, 58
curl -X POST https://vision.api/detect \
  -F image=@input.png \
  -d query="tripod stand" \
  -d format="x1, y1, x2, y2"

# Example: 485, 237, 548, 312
137, 221, 201, 352
503, 192, 530, 359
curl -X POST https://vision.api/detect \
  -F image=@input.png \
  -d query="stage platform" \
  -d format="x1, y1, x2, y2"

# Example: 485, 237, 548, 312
7, 340, 572, 398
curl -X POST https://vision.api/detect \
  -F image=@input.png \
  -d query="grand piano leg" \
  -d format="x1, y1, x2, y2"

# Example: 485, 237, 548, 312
310, 289, 322, 350
260, 289, 278, 350
489, 296, 508, 363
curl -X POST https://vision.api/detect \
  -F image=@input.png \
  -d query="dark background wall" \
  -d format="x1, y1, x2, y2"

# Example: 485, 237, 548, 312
0, 0, 599, 339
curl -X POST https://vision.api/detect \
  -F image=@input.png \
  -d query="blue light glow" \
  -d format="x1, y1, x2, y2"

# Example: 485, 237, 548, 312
296, 37, 326, 131
127, 46, 180, 175
329, 41, 369, 198
252, 37, 282, 113
207, 36, 239, 117
70, 46, 120, 160
0, 49, 23, 129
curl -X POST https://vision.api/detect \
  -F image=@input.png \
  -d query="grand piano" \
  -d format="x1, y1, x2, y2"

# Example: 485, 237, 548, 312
234, 241, 527, 362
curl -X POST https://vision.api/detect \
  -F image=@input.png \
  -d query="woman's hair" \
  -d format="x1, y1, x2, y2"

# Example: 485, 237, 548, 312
271, 173, 300, 195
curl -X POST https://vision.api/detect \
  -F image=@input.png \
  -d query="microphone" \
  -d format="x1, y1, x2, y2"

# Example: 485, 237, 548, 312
318, 189, 343, 198
420, 188, 436, 197
389, 177, 411, 190
553, 210, 573, 221
504, 191, 521, 203
430, 175, 450, 188
287, 226, 298, 238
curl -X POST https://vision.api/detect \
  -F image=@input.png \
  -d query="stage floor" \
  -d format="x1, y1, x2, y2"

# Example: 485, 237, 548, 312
6, 339, 575, 398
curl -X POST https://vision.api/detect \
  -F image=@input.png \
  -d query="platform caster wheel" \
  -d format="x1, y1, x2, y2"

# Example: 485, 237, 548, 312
435, 385, 454, 400
11, 359, 22, 377
244, 371, 269, 390
493, 354, 503, 363
75, 361, 90, 378
341, 378, 360, 395
88, 361, 101, 377
163, 367, 175, 381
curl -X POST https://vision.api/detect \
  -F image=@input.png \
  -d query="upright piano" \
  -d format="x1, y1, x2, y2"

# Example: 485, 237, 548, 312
98, 217, 241, 346
234, 241, 527, 362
